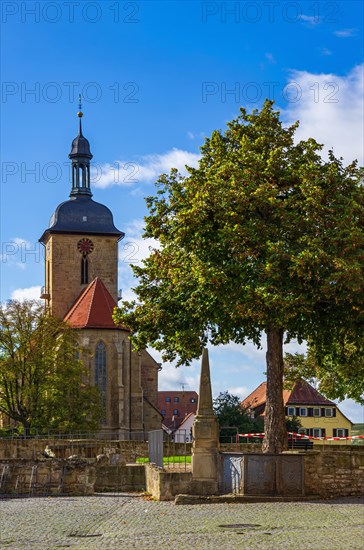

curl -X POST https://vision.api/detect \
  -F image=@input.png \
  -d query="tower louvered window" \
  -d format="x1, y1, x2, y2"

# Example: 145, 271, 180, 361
81, 256, 88, 284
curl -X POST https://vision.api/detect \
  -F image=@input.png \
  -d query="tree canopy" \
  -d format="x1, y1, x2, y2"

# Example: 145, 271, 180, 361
213, 391, 264, 441
114, 100, 363, 452
0, 300, 102, 435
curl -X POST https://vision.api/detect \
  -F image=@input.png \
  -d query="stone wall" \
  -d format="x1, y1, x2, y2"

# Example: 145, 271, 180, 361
0, 458, 146, 496
220, 443, 263, 453
0, 459, 95, 496
219, 447, 364, 498
145, 464, 193, 501
145, 447, 364, 501
94, 462, 145, 492
0, 439, 191, 462
145, 464, 218, 501
304, 447, 364, 498
2, 444, 361, 499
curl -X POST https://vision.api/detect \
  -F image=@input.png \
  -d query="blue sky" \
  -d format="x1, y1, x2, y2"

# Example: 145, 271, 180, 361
1, 1, 363, 422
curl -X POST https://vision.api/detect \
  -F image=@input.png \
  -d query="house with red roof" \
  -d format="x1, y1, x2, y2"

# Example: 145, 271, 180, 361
242, 379, 353, 441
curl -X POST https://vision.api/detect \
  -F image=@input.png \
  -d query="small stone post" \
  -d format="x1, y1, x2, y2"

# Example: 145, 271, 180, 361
192, 348, 219, 494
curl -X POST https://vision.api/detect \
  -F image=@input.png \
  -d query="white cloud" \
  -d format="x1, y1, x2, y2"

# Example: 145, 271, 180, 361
214, 338, 306, 360
93, 148, 200, 189
12, 237, 31, 247
334, 29, 356, 38
282, 64, 364, 165
265, 52, 276, 64
11, 286, 42, 301
298, 14, 321, 26
319, 47, 332, 56
118, 218, 160, 302
158, 360, 200, 392
227, 386, 251, 400
0, 237, 34, 270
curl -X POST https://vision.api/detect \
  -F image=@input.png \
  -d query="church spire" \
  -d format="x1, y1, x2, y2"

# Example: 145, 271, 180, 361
69, 95, 93, 197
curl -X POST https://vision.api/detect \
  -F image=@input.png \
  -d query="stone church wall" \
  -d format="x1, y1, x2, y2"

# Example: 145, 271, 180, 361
45, 233, 119, 319
79, 328, 129, 432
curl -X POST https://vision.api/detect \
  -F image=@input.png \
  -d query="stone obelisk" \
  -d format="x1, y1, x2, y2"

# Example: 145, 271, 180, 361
192, 348, 219, 494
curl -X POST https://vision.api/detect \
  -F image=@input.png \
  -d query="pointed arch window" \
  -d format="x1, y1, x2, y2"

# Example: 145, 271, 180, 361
81, 256, 88, 284
95, 341, 107, 421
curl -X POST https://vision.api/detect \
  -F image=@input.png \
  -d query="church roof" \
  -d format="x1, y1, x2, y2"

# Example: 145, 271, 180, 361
39, 110, 124, 242
241, 379, 336, 411
69, 126, 93, 159
39, 195, 124, 241
64, 277, 123, 330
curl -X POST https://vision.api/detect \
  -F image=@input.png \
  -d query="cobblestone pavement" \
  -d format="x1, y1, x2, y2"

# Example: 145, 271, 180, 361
0, 494, 363, 549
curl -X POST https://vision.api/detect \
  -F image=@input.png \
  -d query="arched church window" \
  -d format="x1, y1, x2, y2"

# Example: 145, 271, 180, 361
81, 256, 88, 284
95, 341, 107, 421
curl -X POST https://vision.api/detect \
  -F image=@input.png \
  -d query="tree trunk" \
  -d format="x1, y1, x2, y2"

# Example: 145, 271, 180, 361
262, 324, 287, 453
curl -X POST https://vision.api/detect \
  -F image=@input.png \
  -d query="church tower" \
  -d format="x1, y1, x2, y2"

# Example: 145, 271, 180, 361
39, 108, 123, 318
39, 105, 162, 436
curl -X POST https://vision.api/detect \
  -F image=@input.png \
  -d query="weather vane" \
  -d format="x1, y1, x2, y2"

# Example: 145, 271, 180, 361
77, 94, 83, 118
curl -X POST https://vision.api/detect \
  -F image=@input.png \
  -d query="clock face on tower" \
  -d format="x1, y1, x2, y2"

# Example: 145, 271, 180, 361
77, 238, 94, 255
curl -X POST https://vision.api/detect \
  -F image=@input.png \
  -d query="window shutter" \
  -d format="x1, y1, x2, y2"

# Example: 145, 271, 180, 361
285, 407, 287, 415
308, 408, 313, 417
296, 407, 300, 416
321, 408, 325, 417
345, 429, 349, 437
333, 408, 336, 417
322, 428, 326, 437
333, 429, 337, 437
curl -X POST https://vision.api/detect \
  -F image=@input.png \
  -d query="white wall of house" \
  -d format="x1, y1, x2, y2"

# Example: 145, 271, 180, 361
173, 414, 196, 442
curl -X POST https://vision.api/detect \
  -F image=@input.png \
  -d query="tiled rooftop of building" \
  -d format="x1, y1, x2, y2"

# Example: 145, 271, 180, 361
242, 379, 336, 411
64, 277, 123, 329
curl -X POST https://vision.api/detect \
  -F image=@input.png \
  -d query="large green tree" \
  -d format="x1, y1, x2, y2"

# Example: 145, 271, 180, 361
114, 101, 363, 452
0, 300, 102, 435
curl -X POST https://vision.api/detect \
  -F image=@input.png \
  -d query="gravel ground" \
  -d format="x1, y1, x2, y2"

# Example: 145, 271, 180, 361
0, 493, 363, 549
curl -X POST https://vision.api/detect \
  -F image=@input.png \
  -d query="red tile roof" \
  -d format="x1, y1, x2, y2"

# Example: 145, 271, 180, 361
241, 382, 268, 410
242, 379, 335, 411
287, 379, 335, 406
64, 277, 122, 329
